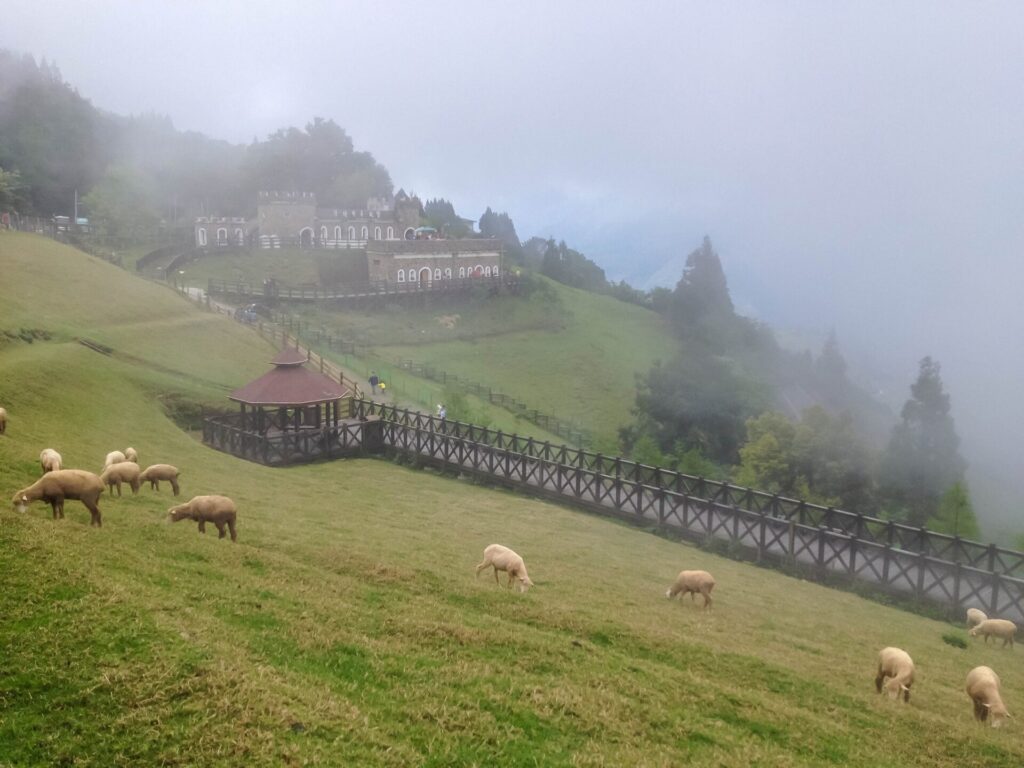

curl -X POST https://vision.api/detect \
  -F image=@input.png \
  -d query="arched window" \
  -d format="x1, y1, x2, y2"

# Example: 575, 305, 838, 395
434, 268, 442, 281
404, 228, 415, 240
216, 227, 227, 244
397, 269, 405, 283
334, 226, 342, 241
387, 226, 394, 239
197, 228, 207, 246
408, 268, 418, 282
484, 266, 492, 277
235, 228, 244, 244
374, 226, 381, 240
444, 268, 452, 279
493, 265, 500, 276
459, 266, 465, 278
474, 264, 484, 276
320, 226, 328, 243
348, 226, 355, 240
361, 226, 368, 239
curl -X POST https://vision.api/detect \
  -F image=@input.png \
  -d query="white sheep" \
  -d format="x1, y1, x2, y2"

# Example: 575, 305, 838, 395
103, 450, 126, 470
139, 464, 181, 495
966, 607, 988, 629
123, 446, 138, 463
875, 647, 915, 702
969, 619, 1017, 648
99, 461, 141, 497
665, 569, 716, 610
475, 544, 534, 592
168, 495, 238, 541
39, 448, 62, 474
966, 666, 1011, 727
0, 406, 7, 434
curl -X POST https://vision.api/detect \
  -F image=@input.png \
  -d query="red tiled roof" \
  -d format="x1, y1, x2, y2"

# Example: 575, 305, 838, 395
271, 348, 309, 366
229, 362, 349, 406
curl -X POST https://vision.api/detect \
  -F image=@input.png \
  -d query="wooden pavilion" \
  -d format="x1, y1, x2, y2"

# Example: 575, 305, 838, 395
203, 348, 378, 465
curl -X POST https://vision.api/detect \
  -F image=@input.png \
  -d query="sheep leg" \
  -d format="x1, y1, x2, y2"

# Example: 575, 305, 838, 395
198, 520, 207, 534
49, 497, 61, 520
701, 591, 712, 611
150, 479, 159, 491
875, 671, 885, 694
215, 522, 226, 539
227, 519, 237, 542
130, 480, 139, 495
474, 560, 491, 578
170, 478, 180, 496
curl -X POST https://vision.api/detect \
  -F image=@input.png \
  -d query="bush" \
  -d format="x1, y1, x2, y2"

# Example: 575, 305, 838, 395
942, 632, 968, 649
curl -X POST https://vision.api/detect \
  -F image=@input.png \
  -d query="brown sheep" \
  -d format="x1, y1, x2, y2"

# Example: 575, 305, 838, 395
169, 495, 237, 541
0, 406, 7, 434
875, 647, 915, 702
99, 461, 141, 497
966, 666, 1011, 727
39, 448, 62, 474
969, 619, 1017, 648
666, 570, 716, 610
124, 447, 138, 463
11, 469, 104, 526
475, 544, 534, 592
102, 450, 126, 471
139, 464, 181, 495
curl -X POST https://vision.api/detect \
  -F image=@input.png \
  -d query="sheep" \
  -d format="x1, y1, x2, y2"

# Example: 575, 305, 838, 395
966, 608, 988, 629
123, 447, 138, 463
0, 406, 6, 434
966, 666, 1011, 727
139, 464, 181, 495
11, 469, 104, 526
874, 647, 915, 702
665, 569, 716, 610
969, 619, 1017, 648
103, 450, 126, 470
99, 461, 141, 497
39, 448, 62, 474
475, 544, 533, 593
168, 495, 237, 541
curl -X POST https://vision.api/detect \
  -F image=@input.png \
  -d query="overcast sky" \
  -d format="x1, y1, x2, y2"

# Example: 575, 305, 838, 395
4, 1, 1024, 527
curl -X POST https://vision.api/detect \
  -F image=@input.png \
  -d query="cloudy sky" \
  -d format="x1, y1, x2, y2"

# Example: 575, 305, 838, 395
4, 1, 1024, 527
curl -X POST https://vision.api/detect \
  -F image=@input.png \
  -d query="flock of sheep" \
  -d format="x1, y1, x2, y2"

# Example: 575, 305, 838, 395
4, 411, 238, 540
2, 403, 1017, 733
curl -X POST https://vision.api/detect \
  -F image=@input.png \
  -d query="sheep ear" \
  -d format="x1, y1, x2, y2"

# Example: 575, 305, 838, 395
21, 495, 27, 501
983, 703, 993, 709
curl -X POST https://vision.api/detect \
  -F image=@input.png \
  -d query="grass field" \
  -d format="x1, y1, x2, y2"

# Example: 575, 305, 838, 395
2, 231, 1023, 766
177, 247, 365, 288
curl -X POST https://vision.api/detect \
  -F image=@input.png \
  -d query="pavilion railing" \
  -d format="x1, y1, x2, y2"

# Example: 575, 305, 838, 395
202, 412, 370, 466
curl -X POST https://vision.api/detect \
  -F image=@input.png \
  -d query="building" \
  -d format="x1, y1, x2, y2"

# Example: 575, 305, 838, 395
366, 240, 502, 284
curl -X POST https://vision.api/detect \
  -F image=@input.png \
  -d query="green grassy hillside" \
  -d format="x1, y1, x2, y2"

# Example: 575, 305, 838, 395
1, 231, 1023, 766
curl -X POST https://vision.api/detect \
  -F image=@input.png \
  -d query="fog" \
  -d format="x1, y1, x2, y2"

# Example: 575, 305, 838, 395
4, 1, 1024, 529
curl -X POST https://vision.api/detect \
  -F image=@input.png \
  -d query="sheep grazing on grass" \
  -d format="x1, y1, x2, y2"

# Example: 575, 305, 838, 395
99, 461, 141, 497
103, 450, 126, 470
665, 570, 716, 610
0, 406, 7, 434
969, 619, 1018, 648
11, 469, 104, 526
168, 495, 237, 541
966, 666, 1011, 727
139, 464, 181, 496
967, 608, 988, 629
475, 544, 534, 593
875, 647, 915, 702
123, 447, 138, 463
39, 448, 62, 474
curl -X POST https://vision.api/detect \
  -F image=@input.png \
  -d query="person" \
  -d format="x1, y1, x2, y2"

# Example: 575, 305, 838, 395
437, 404, 447, 420
369, 371, 380, 389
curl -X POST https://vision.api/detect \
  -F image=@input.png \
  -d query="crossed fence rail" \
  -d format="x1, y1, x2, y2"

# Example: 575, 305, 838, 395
350, 398, 1024, 622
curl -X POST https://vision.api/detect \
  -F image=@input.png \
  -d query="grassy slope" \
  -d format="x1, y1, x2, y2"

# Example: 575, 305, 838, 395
0, 232, 1022, 765
178, 248, 328, 287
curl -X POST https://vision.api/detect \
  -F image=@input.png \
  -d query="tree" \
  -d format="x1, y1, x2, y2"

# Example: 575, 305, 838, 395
880, 357, 967, 526
816, 329, 848, 396
479, 207, 522, 261
424, 198, 470, 237
670, 236, 733, 335
0, 165, 26, 210
734, 411, 801, 494
929, 482, 980, 538
80, 165, 159, 242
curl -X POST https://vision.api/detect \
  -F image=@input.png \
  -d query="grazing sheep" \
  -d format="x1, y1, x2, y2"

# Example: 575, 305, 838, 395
875, 647, 915, 702
168, 495, 237, 541
123, 447, 138, 463
475, 544, 533, 592
665, 569, 716, 610
139, 464, 181, 495
967, 608, 988, 629
103, 450, 126, 470
969, 619, 1018, 648
99, 461, 141, 497
966, 666, 1011, 727
39, 448, 62, 474
11, 469, 104, 526
0, 406, 6, 434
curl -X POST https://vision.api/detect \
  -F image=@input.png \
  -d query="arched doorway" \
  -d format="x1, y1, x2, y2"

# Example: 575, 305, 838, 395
404, 228, 416, 240
299, 228, 314, 247
418, 267, 432, 284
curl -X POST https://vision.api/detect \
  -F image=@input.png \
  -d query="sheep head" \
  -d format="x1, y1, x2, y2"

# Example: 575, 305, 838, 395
518, 575, 534, 593
986, 704, 1011, 728
969, 626, 980, 637
11, 492, 29, 513
167, 504, 191, 522
884, 679, 910, 701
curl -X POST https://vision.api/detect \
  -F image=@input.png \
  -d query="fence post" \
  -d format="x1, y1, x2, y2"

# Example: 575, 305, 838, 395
757, 511, 767, 562
953, 561, 962, 611
990, 571, 1002, 616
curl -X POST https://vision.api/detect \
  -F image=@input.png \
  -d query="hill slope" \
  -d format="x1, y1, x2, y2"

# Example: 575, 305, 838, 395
0, 232, 1022, 766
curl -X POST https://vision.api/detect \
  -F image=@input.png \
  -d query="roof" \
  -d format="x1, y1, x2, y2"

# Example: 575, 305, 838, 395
365, 239, 502, 256
271, 348, 309, 366
229, 358, 349, 406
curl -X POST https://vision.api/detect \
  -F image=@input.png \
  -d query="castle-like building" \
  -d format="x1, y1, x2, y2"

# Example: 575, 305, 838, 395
194, 191, 502, 285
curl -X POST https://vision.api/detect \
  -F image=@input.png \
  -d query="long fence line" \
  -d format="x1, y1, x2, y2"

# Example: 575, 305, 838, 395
206, 275, 513, 303
348, 398, 1024, 622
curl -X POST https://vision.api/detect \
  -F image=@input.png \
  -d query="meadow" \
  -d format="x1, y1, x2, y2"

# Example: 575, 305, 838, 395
1, 231, 1022, 766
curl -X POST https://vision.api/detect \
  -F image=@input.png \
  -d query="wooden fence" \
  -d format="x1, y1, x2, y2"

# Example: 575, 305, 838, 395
351, 399, 1024, 622
206, 274, 514, 303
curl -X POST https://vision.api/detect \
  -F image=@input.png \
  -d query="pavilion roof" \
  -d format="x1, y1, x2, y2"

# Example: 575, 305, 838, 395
271, 347, 309, 366
229, 359, 349, 406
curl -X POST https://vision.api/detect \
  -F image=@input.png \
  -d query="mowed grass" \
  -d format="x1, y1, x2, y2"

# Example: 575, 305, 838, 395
177, 247, 337, 287
1, 232, 1023, 765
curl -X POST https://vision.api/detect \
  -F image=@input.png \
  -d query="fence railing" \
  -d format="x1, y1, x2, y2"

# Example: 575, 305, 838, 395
349, 398, 1024, 621
206, 274, 514, 302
